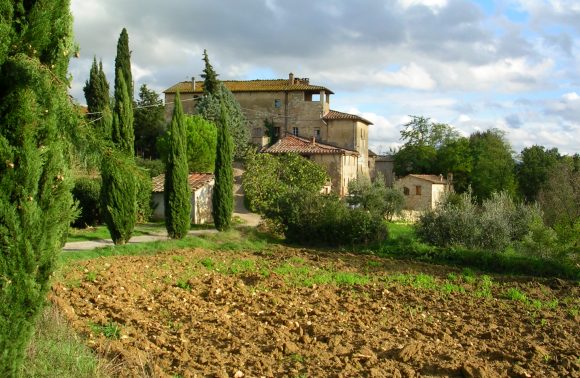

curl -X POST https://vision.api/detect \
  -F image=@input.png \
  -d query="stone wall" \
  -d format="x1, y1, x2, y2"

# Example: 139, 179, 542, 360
395, 176, 447, 211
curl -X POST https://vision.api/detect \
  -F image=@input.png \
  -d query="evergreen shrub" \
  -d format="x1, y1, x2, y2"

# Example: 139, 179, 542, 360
71, 177, 102, 228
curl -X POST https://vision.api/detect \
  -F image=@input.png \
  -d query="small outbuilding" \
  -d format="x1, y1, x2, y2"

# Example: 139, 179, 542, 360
395, 174, 452, 211
151, 173, 214, 224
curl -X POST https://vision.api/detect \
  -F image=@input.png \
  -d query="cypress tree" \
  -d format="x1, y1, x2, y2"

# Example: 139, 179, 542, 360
164, 92, 191, 238
111, 70, 134, 155
197, 51, 249, 159
212, 103, 234, 231
201, 49, 219, 96
100, 150, 137, 244
114, 27, 133, 101
101, 29, 136, 244
0, 1, 77, 374
83, 56, 111, 137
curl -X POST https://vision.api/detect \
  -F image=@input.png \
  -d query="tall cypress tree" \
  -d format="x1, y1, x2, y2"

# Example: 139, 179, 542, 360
212, 103, 234, 231
111, 70, 134, 155
101, 29, 136, 244
197, 51, 249, 159
83, 56, 111, 137
201, 49, 219, 96
164, 92, 191, 238
115, 27, 133, 101
0, 1, 76, 374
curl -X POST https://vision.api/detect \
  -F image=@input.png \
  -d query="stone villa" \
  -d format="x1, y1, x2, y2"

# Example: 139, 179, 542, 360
164, 74, 374, 195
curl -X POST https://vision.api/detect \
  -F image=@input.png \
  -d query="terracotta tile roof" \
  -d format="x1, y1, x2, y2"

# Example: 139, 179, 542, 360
152, 173, 214, 193
164, 79, 333, 95
263, 134, 358, 156
323, 109, 373, 125
368, 149, 377, 157
408, 174, 447, 184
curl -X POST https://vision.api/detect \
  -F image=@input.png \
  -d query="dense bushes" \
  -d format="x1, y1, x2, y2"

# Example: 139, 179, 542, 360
273, 191, 388, 246
347, 174, 404, 221
71, 177, 102, 228
416, 191, 565, 257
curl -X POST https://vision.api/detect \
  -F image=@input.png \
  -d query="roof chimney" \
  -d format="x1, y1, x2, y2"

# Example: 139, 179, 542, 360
439, 174, 443, 182
289, 72, 295, 85
191, 76, 196, 91
311, 136, 316, 145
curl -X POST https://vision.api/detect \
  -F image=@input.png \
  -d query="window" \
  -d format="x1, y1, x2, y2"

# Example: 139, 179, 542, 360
314, 128, 321, 139
292, 127, 299, 136
273, 127, 280, 137
252, 127, 263, 137
274, 99, 281, 108
416, 186, 422, 195
403, 187, 410, 196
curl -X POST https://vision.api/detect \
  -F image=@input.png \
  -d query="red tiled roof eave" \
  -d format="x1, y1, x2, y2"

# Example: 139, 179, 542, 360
323, 109, 373, 125
406, 174, 448, 184
262, 134, 358, 156
152, 173, 214, 193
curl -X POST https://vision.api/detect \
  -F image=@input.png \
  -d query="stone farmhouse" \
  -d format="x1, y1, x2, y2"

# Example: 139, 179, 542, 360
395, 174, 451, 211
163, 74, 374, 195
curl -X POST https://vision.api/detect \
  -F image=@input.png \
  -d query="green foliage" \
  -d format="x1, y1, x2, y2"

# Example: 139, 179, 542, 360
134, 84, 165, 159
114, 28, 132, 101
264, 118, 278, 146
100, 150, 137, 244
416, 191, 549, 253
111, 70, 134, 156
164, 92, 191, 239
201, 49, 219, 96
212, 103, 234, 231
135, 167, 152, 223
394, 116, 459, 177
436, 137, 473, 193
277, 191, 388, 246
0, 1, 77, 374
516, 145, 560, 202
347, 173, 404, 221
469, 129, 516, 200
135, 157, 164, 177
197, 51, 249, 160
243, 151, 328, 217
71, 177, 102, 228
83, 57, 111, 138
158, 115, 217, 172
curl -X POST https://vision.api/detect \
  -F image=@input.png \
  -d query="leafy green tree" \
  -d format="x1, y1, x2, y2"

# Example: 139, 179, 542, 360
393, 144, 437, 177
469, 129, 516, 200
164, 92, 191, 238
243, 151, 328, 216
134, 84, 165, 159
394, 116, 459, 177
0, 1, 77, 374
158, 115, 217, 172
114, 27, 132, 101
212, 103, 234, 231
436, 137, 473, 193
197, 51, 249, 159
348, 174, 404, 221
516, 145, 560, 202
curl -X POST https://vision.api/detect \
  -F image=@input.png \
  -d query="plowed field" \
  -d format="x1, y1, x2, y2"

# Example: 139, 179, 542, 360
51, 246, 579, 377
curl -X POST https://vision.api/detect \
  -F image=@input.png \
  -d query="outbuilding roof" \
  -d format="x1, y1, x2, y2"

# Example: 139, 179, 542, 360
152, 173, 214, 193
164, 79, 333, 95
323, 109, 373, 125
263, 134, 358, 156
407, 174, 448, 184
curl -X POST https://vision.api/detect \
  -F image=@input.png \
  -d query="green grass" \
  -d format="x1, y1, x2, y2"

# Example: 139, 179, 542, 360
21, 306, 108, 378
60, 228, 272, 264
67, 223, 166, 242
377, 223, 580, 280
272, 261, 370, 287
89, 321, 121, 339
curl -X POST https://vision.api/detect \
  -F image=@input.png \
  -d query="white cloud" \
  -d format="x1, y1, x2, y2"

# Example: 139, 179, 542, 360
398, 0, 448, 11
469, 58, 554, 92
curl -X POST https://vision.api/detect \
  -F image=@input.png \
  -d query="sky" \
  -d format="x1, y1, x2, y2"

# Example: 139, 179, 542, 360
69, 0, 580, 155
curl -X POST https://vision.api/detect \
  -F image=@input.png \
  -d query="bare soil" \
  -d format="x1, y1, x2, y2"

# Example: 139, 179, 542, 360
51, 246, 579, 377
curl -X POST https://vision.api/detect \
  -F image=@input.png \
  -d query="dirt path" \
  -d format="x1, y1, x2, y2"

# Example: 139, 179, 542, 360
233, 165, 261, 227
